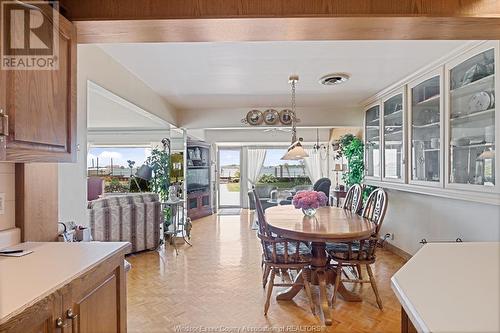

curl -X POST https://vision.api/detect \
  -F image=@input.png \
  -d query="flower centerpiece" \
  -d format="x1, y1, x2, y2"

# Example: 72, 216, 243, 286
292, 190, 328, 217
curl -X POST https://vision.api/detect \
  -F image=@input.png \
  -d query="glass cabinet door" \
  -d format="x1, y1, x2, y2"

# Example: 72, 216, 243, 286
449, 48, 495, 187
365, 105, 381, 178
383, 93, 404, 180
411, 76, 441, 183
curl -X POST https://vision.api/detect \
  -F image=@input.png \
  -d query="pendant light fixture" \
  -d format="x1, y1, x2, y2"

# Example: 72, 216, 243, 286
281, 75, 309, 160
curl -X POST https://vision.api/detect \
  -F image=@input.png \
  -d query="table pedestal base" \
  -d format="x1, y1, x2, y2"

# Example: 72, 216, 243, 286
275, 242, 361, 326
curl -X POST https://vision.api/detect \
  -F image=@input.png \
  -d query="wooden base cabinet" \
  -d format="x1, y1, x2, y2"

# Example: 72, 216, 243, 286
0, 251, 127, 333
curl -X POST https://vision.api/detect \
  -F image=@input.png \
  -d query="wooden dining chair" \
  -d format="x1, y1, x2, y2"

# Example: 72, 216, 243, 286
252, 188, 316, 316
327, 183, 364, 279
327, 188, 388, 310
343, 184, 363, 214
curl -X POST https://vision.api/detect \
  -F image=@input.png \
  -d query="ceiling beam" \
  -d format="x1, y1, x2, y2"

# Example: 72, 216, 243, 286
60, 0, 500, 21
61, 1, 500, 43
75, 17, 500, 44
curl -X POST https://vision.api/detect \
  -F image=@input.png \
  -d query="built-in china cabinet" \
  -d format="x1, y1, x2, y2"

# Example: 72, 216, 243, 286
364, 41, 499, 205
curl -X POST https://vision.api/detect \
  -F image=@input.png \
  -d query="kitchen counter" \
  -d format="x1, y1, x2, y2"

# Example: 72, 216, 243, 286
391, 242, 500, 333
0, 241, 130, 325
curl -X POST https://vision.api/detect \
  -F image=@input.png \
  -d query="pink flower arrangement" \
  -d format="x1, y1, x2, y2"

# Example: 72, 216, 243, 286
292, 190, 328, 210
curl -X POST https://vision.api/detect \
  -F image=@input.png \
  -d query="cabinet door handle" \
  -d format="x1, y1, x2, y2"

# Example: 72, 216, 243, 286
0, 109, 8, 138
56, 317, 67, 328
66, 308, 79, 333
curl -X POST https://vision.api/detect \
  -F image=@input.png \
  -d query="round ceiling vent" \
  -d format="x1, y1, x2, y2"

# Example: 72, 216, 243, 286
319, 73, 350, 86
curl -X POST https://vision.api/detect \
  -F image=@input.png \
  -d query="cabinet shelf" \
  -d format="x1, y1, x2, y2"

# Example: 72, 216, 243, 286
450, 108, 494, 125
384, 109, 403, 121
451, 142, 494, 149
414, 94, 440, 107
450, 74, 494, 98
413, 122, 440, 129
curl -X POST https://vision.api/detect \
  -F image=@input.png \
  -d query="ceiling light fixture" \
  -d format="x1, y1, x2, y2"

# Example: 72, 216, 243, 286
313, 128, 328, 160
281, 75, 309, 161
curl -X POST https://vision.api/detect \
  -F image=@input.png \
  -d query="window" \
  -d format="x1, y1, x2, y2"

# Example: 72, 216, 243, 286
258, 149, 311, 189
87, 147, 151, 193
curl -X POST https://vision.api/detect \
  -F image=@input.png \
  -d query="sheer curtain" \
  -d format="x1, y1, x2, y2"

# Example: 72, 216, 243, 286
303, 148, 327, 184
247, 149, 267, 186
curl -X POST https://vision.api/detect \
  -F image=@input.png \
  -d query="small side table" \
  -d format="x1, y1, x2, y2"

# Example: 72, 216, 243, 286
330, 189, 347, 207
163, 199, 192, 255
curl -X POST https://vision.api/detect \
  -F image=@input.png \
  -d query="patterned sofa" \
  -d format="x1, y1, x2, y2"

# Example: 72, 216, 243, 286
88, 193, 162, 253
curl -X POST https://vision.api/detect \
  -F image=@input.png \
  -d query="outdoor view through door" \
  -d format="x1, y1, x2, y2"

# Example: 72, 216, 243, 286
219, 149, 241, 207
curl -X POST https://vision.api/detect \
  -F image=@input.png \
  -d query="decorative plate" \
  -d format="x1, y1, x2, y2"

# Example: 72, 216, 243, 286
246, 110, 264, 125
468, 91, 493, 113
279, 109, 294, 125
263, 109, 279, 125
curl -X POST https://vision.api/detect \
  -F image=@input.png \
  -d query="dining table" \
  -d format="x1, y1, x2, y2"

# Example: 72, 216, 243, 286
265, 205, 376, 326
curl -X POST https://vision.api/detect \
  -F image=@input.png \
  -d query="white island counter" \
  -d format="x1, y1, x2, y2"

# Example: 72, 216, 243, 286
391, 242, 500, 333
0, 241, 130, 331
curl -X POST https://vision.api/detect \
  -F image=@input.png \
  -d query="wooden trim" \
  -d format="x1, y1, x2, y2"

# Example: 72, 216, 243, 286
365, 179, 500, 205
59, 0, 500, 21
382, 240, 412, 261
401, 306, 419, 333
15, 163, 59, 242
75, 17, 500, 44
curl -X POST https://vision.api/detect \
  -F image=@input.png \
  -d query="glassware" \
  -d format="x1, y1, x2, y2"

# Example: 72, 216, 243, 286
383, 94, 404, 180
411, 76, 441, 182
449, 48, 495, 186
365, 105, 380, 178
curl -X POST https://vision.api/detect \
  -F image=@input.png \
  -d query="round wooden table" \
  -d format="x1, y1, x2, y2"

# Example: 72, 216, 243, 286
265, 205, 376, 326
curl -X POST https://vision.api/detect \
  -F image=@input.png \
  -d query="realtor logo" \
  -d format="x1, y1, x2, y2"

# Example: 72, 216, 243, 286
1, 1, 59, 70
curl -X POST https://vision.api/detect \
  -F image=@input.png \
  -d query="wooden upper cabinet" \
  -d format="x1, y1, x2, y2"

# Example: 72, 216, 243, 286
0, 4, 76, 162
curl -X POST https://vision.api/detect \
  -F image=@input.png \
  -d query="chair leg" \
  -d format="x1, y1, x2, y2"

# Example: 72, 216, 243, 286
264, 269, 276, 315
356, 264, 363, 280
366, 264, 383, 310
302, 271, 316, 315
262, 265, 271, 289
331, 265, 342, 307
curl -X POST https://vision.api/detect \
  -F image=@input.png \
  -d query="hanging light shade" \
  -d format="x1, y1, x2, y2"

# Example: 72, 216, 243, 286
282, 75, 309, 160
282, 138, 309, 160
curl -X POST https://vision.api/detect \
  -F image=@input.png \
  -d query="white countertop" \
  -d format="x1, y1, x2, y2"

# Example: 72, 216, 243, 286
0, 242, 130, 325
391, 242, 500, 333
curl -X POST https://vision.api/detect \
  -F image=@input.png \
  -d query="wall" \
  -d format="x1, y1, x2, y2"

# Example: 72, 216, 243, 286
205, 128, 331, 145
58, 45, 178, 226
180, 106, 362, 129
0, 163, 15, 231
381, 190, 500, 255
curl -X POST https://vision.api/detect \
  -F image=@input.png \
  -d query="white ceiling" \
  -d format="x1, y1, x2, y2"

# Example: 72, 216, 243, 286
87, 81, 171, 130
99, 41, 469, 110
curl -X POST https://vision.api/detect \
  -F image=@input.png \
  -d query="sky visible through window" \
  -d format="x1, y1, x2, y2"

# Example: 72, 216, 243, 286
88, 147, 151, 168
219, 149, 302, 167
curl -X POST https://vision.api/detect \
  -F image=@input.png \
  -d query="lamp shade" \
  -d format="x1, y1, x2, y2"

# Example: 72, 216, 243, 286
281, 140, 309, 160
135, 164, 153, 181
334, 164, 344, 172
477, 150, 495, 160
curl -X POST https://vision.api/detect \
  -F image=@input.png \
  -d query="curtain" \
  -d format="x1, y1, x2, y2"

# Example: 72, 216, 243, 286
247, 149, 267, 186
303, 148, 327, 184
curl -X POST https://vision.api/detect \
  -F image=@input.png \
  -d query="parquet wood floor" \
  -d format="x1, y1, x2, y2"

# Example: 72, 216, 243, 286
126, 210, 406, 333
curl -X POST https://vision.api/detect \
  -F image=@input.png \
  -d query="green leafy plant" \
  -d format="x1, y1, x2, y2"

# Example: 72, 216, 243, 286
146, 147, 172, 226
105, 177, 128, 193
259, 174, 278, 183
336, 134, 375, 200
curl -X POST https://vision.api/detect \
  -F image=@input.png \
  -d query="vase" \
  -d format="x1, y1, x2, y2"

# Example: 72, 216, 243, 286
302, 208, 317, 217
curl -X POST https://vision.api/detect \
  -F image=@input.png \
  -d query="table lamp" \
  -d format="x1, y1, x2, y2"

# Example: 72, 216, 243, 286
334, 164, 344, 190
